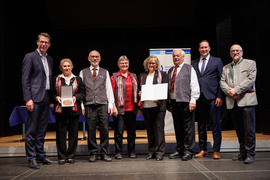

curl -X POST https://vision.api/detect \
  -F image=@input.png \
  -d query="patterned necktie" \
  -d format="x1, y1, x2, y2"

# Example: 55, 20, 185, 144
92, 68, 97, 79
170, 65, 179, 93
201, 58, 206, 74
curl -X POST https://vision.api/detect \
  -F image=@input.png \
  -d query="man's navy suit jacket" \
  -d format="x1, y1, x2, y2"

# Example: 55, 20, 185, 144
191, 56, 223, 100
22, 50, 53, 103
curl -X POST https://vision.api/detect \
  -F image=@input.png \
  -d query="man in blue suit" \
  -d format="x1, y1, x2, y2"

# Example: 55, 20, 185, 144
191, 40, 223, 159
22, 33, 55, 169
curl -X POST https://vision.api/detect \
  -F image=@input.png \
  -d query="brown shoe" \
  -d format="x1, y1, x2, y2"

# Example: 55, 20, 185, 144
194, 151, 208, 158
213, 152, 220, 159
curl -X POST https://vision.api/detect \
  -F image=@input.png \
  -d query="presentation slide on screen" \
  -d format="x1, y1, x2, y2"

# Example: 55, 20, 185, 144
149, 48, 191, 133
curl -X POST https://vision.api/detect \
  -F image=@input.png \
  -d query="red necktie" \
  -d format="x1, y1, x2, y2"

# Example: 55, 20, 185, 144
170, 65, 179, 93
92, 68, 97, 79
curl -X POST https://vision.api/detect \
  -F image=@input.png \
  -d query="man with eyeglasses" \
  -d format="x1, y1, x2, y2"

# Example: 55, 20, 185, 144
22, 33, 55, 169
79, 50, 115, 162
220, 44, 258, 164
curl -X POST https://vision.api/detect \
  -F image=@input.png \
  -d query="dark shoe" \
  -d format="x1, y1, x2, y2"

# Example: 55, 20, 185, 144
38, 157, 56, 164
156, 155, 163, 161
168, 152, 182, 159
58, 160, 66, 165
244, 156, 254, 164
101, 155, 112, 162
67, 159, 75, 164
182, 153, 193, 161
115, 153, 122, 159
129, 153, 137, 159
29, 159, 40, 169
89, 155, 96, 162
146, 154, 155, 160
232, 153, 247, 161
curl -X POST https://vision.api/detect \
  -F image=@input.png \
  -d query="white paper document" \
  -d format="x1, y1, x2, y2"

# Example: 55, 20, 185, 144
141, 83, 168, 101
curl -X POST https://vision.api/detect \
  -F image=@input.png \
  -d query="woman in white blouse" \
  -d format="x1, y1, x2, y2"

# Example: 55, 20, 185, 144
138, 55, 168, 161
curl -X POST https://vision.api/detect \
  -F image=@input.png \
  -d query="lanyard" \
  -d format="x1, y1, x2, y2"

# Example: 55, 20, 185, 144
230, 58, 244, 78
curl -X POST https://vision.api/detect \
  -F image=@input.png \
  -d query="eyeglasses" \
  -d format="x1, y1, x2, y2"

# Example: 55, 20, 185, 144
230, 50, 242, 53
148, 62, 156, 65
119, 62, 129, 65
90, 56, 100, 58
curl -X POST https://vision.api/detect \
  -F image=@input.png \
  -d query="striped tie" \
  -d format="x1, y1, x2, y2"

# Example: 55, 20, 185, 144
92, 68, 97, 79
170, 65, 179, 93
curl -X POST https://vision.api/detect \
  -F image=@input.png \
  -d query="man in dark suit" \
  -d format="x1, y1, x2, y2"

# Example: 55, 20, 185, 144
191, 40, 223, 159
22, 33, 55, 169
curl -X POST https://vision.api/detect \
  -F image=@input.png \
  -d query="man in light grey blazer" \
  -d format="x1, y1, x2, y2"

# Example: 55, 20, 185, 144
220, 44, 258, 164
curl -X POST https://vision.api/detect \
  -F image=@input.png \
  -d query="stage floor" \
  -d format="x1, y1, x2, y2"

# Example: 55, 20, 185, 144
1, 130, 270, 157
1, 152, 270, 180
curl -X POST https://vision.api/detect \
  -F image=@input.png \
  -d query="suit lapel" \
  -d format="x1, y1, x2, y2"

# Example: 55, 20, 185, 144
153, 70, 158, 84
35, 50, 53, 77
203, 56, 213, 75
47, 56, 53, 77
34, 51, 46, 75
141, 73, 147, 85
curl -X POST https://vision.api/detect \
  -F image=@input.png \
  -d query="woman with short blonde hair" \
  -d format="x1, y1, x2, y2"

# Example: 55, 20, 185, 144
138, 55, 168, 161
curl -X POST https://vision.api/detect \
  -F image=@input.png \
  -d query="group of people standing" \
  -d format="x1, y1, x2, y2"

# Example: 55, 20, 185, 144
21, 33, 257, 169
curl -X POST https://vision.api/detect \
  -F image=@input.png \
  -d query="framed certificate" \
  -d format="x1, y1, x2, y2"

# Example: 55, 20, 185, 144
61, 85, 74, 107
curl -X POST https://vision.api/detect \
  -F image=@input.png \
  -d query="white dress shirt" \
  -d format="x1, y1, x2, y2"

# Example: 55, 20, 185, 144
198, 54, 210, 73
37, 49, 50, 90
170, 63, 200, 104
58, 73, 76, 85
79, 66, 114, 109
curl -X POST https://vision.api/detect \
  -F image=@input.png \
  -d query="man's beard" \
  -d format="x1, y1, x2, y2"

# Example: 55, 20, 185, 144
91, 61, 99, 66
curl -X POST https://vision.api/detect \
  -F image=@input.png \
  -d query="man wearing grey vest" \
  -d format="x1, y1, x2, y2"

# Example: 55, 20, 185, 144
168, 49, 200, 161
79, 50, 115, 162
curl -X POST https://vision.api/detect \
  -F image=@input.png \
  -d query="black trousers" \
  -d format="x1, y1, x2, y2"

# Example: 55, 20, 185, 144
229, 104, 256, 157
25, 91, 50, 161
171, 100, 195, 154
85, 104, 109, 155
142, 107, 166, 157
196, 94, 222, 152
55, 109, 79, 160
113, 111, 136, 154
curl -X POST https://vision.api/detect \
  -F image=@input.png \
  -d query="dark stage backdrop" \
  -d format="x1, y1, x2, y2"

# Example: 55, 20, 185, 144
1, 1, 269, 136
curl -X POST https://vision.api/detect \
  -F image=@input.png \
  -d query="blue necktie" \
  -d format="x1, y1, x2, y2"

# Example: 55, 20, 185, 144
201, 58, 206, 74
